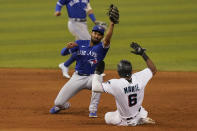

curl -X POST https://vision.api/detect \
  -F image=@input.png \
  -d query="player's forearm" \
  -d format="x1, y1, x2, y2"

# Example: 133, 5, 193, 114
88, 11, 96, 23
142, 53, 157, 75
55, 1, 63, 12
61, 45, 78, 56
103, 22, 114, 47
61, 48, 70, 56
92, 74, 104, 93
86, 3, 96, 23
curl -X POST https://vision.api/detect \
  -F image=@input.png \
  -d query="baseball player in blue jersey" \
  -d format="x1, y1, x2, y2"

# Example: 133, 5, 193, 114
50, 4, 119, 117
55, 0, 104, 78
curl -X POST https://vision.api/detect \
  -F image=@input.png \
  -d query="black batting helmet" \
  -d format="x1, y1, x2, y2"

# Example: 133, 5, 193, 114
117, 60, 132, 78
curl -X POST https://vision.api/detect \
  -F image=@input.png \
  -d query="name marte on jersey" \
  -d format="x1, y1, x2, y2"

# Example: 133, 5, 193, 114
77, 50, 97, 57
124, 84, 139, 94
77, 50, 86, 55
87, 51, 97, 57
69, 0, 88, 7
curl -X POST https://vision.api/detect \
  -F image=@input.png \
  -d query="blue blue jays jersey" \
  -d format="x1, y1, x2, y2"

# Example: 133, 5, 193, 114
61, 40, 109, 75
56, 0, 89, 19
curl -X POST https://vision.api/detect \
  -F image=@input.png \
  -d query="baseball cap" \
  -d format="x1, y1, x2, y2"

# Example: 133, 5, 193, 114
92, 25, 105, 35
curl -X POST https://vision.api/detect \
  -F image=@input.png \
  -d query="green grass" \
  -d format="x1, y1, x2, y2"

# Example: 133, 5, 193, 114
0, 0, 197, 71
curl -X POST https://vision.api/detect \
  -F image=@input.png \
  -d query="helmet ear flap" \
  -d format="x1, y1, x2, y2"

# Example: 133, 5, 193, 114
117, 60, 132, 78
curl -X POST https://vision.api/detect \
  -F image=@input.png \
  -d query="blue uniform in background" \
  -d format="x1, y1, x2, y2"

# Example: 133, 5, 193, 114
55, 0, 97, 78
56, 0, 90, 19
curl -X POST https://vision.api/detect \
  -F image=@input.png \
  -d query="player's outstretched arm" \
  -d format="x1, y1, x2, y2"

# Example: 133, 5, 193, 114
103, 4, 119, 47
103, 22, 114, 47
66, 42, 78, 49
142, 53, 157, 76
86, 3, 96, 23
54, 0, 65, 16
61, 42, 78, 56
130, 42, 157, 75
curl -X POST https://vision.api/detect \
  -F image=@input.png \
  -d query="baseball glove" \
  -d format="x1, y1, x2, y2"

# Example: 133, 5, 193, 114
130, 42, 146, 55
107, 4, 119, 24
95, 61, 105, 75
95, 21, 108, 29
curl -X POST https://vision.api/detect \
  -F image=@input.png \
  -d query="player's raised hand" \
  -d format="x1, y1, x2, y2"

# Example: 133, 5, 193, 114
130, 42, 146, 55
55, 11, 61, 16
66, 42, 78, 49
107, 4, 119, 24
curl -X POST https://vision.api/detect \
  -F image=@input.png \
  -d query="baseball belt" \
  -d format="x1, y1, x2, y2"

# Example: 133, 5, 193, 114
69, 18, 86, 22
76, 71, 90, 76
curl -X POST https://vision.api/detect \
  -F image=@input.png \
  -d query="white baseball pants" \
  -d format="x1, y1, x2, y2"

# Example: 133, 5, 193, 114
105, 107, 148, 126
68, 19, 91, 40
54, 72, 101, 113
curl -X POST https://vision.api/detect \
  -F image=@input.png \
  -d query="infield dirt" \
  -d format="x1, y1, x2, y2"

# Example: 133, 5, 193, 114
0, 69, 197, 131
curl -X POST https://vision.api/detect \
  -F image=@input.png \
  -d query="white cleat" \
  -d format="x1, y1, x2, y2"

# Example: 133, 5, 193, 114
101, 73, 106, 77
139, 117, 155, 125
59, 63, 71, 78
63, 73, 71, 79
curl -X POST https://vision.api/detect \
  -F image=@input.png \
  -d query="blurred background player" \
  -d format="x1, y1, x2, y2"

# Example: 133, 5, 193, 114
55, 0, 104, 78
92, 42, 157, 126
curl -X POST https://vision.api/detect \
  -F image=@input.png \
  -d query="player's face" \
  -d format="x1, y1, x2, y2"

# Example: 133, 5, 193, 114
91, 31, 104, 45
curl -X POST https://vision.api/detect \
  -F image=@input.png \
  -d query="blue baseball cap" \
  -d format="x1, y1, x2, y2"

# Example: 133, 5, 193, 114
92, 25, 105, 35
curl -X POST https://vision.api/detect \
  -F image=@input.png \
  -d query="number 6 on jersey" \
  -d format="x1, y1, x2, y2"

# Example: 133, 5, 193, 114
128, 94, 137, 107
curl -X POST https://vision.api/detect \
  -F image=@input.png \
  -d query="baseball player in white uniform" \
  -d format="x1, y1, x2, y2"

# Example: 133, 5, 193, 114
55, 0, 106, 78
92, 42, 157, 126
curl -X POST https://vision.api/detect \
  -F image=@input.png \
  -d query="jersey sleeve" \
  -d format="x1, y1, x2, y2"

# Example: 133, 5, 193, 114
60, 48, 69, 56
55, 0, 68, 12
102, 42, 110, 49
61, 41, 80, 55
58, 0, 68, 5
134, 68, 153, 88
102, 79, 116, 95
67, 40, 81, 53
98, 42, 109, 61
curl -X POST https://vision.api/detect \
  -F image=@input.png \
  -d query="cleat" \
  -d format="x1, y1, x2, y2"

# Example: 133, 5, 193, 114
139, 117, 155, 125
89, 112, 98, 118
64, 102, 71, 109
50, 106, 61, 114
101, 73, 106, 77
59, 63, 71, 78
50, 102, 70, 114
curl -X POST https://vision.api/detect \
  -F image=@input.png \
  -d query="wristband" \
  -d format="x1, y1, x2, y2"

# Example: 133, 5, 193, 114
142, 53, 149, 61
56, 3, 62, 11
89, 13, 96, 22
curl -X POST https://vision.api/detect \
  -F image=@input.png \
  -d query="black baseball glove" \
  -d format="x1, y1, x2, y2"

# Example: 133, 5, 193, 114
130, 42, 146, 55
107, 4, 119, 24
95, 61, 105, 75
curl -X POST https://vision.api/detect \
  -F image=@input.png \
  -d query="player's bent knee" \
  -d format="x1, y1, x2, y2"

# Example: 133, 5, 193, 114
105, 112, 113, 124
105, 112, 110, 124
105, 111, 122, 125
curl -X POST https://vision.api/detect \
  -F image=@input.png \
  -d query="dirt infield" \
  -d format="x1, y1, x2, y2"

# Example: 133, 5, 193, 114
0, 68, 197, 131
